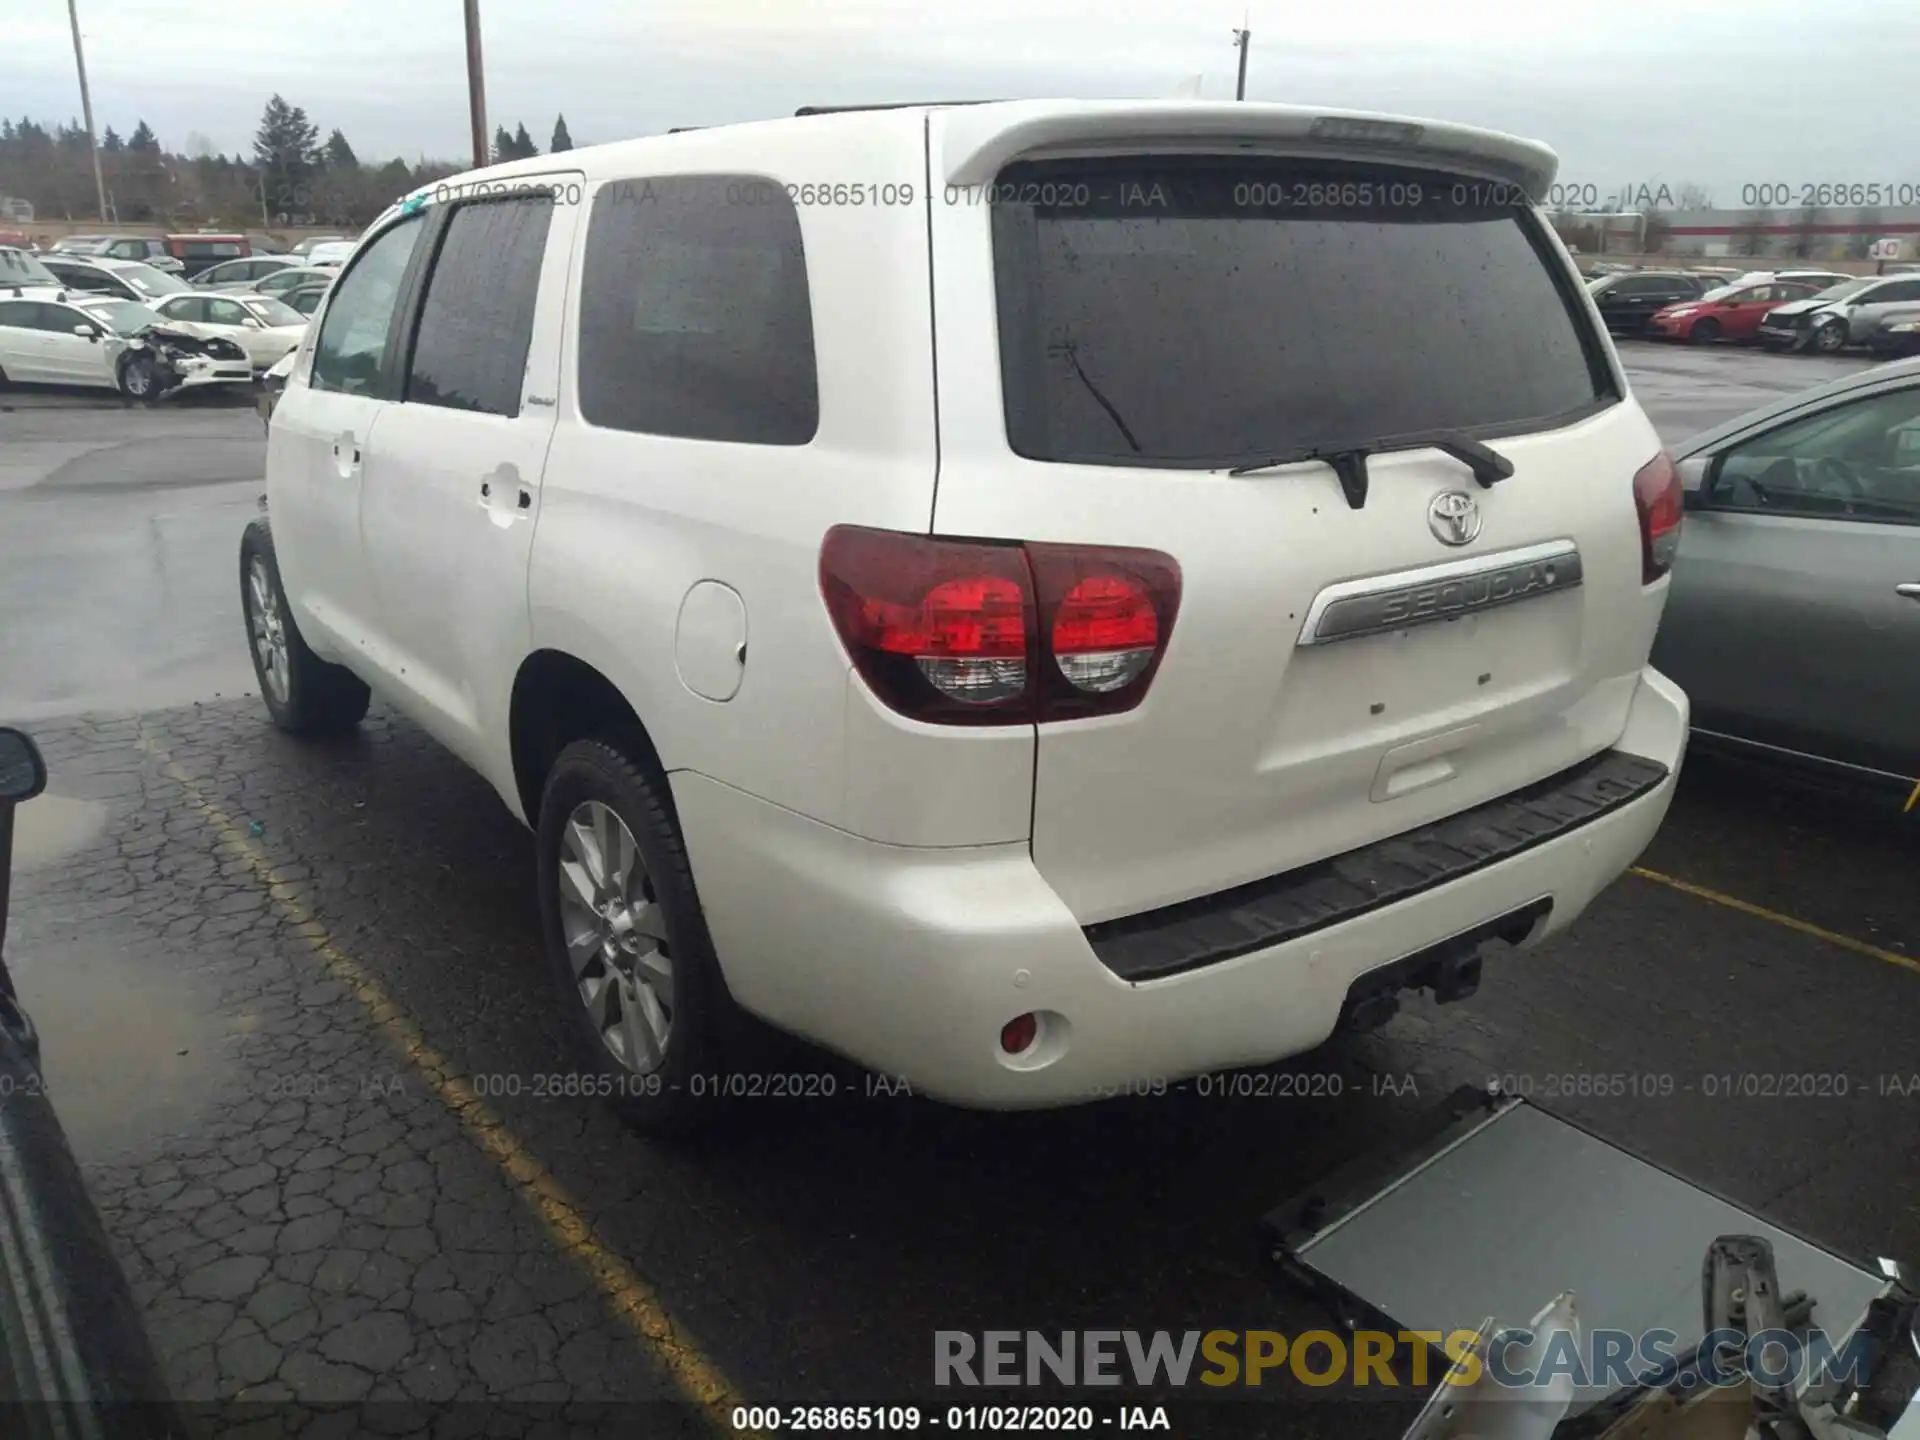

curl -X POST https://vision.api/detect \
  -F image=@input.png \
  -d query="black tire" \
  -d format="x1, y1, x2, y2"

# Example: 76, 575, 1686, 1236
535, 736, 741, 1136
1813, 320, 1847, 354
239, 519, 371, 734
118, 354, 159, 399
1689, 317, 1722, 345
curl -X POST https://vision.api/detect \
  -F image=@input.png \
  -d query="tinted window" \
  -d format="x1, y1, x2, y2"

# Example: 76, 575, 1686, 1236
0, 300, 35, 328
310, 216, 425, 397
1711, 386, 1920, 526
406, 196, 554, 417
1876, 280, 1920, 303
578, 174, 818, 444
992, 157, 1611, 467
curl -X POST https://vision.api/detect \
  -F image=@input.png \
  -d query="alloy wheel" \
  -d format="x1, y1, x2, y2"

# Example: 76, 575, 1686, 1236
557, 800, 675, 1075
245, 558, 289, 703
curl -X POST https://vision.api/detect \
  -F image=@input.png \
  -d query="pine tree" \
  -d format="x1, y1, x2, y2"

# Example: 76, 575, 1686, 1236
101, 125, 123, 153
127, 120, 159, 152
323, 128, 358, 170
253, 95, 321, 215
492, 124, 514, 164
512, 122, 537, 159
550, 114, 573, 152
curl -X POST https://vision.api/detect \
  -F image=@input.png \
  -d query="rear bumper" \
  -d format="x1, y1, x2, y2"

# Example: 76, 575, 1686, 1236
675, 667, 1689, 1109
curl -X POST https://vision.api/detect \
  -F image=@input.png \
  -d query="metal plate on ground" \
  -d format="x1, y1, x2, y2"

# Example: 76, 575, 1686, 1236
1266, 1094, 1888, 1410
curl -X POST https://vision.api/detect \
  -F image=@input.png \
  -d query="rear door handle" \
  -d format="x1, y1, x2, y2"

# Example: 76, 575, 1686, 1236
1897, 583, 1920, 601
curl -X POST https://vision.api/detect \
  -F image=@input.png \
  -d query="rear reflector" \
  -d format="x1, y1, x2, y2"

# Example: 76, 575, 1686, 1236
820, 527, 1181, 725
1632, 452, 1684, 583
1000, 1013, 1039, 1054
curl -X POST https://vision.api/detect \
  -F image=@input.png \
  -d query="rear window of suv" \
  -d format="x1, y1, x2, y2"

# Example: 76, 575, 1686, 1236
990, 157, 1615, 467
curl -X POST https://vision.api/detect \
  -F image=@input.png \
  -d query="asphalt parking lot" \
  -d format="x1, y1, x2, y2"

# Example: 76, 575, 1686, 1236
1, 344, 1916, 1438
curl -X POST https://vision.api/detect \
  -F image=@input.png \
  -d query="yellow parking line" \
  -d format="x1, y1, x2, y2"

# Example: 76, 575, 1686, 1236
1630, 866, 1920, 977
1905, 778, 1920, 814
145, 747, 746, 1429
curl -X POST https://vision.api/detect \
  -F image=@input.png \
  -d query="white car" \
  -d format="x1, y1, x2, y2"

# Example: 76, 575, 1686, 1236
302, 240, 357, 268
33, 254, 193, 306
149, 291, 308, 372
241, 100, 1689, 1131
0, 292, 252, 396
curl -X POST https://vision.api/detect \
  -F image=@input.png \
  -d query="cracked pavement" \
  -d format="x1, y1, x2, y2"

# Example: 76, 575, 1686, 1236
2, 359, 1917, 1438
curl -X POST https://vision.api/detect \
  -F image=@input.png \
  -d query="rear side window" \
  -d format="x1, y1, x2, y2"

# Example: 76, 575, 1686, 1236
406, 195, 554, 417
310, 216, 426, 397
578, 174, 818, 444
991, 157, 1614, 467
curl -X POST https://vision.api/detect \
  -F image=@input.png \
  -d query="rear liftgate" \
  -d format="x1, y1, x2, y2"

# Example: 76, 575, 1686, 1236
1263, 1086, 1920, 1439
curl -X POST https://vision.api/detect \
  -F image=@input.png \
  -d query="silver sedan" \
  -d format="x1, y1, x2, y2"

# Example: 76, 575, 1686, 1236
1651, 357, 1920, 809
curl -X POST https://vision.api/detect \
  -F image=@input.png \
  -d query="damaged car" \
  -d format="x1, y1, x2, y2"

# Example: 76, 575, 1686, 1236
0, 292, 253, 399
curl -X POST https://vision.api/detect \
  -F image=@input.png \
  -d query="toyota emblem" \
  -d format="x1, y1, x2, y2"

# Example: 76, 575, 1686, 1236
1427, 490, 1482, 547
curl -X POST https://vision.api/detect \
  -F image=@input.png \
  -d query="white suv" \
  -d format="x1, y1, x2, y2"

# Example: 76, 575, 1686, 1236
241, 100, 1690, 1131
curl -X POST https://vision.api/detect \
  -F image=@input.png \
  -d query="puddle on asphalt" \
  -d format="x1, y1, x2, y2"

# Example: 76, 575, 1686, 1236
8, 791, 236, 1162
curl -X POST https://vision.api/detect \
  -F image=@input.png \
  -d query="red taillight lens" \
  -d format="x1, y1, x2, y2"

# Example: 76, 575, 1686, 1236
1632, 451, 1684, 583
1029, 544, 1181, 720
821, 528, 1182, 725
821, 527, 1036, 723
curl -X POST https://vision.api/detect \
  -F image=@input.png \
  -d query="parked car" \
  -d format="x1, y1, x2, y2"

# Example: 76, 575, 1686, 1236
0, 292, 253, 397
302, 239, 357, 268
1759, 275, 1920, 355
0, 729, 179, 1433
1645, 279, 1824, 344
1586, 270, 1713, 334
241, 101, 1690, 1131
1757, 277, 1885, 352
1687, 267, 1742, 284
88, 235, 186, 273
193, 254, 305, 291
289, 234, 352, 258
1865, 313, 1920, 359
279, 282, 331, 318
0, 243, 62, 291
150, 290, 307, 371
1652, 357, 1920, 803
35, 254, 193, 305
250, 264, 337, 298
48, 234, 113, 255
1728, 269, 1853, 290
163, 232, 252, 277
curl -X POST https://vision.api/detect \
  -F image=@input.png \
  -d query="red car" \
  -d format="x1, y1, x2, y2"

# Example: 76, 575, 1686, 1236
1647, 280, 1823, 344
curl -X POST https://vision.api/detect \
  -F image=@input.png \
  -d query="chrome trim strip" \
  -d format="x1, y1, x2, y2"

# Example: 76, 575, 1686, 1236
1297, 539, 1582, 647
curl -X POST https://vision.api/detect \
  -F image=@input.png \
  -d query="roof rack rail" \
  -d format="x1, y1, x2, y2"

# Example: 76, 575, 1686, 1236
794, 101, 1004, 116
667, 126, 705, 133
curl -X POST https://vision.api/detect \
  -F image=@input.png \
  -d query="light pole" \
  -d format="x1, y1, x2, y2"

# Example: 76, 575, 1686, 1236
1232, 23, 1252, 100
464, 0, 489, 169
66, 0, 110, 222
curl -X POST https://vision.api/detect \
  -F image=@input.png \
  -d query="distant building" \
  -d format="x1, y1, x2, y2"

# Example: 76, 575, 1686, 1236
1549, 206, 1920, 260
0, 195, 34, 223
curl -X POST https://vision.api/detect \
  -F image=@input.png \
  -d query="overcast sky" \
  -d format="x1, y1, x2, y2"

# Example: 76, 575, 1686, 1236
6, 0, 1916, 203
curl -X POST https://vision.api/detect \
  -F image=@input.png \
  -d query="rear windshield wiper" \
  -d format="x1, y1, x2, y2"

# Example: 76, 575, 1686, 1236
1228, 430, 1515, 509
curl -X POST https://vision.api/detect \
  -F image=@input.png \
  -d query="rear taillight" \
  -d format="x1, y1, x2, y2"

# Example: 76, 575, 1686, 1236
819, 526, 1181, 725
1632, 451, 1683, 584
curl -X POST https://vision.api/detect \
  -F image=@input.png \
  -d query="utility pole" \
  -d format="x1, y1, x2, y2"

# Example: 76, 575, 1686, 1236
464, 0, 489, 169
66, 0, 110, 222
1232, 19, 1252, 100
